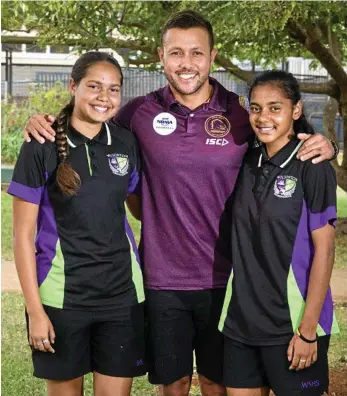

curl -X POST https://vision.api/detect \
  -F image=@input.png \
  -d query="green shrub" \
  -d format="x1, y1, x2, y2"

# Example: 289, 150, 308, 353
1, 82, 70, 165
1, 101, 30, 164
26, 81, 71, 116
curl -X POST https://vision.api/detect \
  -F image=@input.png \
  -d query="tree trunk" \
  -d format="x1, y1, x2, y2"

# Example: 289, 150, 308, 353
337, 91, 347, 192
335, 166, 347, 193
340, 92, 347, 168
322, 97, 339, 150
323, 96, 347, 192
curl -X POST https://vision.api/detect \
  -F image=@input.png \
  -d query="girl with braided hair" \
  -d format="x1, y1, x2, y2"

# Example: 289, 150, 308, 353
9, 52, 146, 396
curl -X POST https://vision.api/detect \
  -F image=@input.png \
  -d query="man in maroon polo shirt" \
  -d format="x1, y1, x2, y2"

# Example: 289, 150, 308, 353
24, 10, 335, 396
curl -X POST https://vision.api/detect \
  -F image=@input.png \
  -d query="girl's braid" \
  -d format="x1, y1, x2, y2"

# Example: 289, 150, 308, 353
54, 101, 81, 196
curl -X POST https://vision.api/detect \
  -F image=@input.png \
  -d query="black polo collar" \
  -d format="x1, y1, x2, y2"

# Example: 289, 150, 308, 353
67, 122, 112, 148
258, 138, 304, 168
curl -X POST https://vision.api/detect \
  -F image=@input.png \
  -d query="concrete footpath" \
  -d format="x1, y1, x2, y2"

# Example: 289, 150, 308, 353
2, 259, 347, 302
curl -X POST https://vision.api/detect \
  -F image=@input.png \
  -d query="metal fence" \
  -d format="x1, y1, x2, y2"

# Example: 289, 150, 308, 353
0, 65, 247, 100
1, 65, 343, 144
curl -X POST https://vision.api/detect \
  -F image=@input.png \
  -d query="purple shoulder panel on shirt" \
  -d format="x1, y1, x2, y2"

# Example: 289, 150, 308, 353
291, 201, 334, 334
128, 168, 140, 194
8, 171, 58, 286
35, 186, 60, 286
308, 206, 337, 230
125, 217, 141, 267
8, 181, 44, 205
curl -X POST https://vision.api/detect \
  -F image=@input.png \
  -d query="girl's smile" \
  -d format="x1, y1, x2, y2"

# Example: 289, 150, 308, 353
250, 84, 302, 157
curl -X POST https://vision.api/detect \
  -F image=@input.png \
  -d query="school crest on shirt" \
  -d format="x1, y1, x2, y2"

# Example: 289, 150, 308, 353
274, 175, 297, 198
107, 153, 129, 176
205, 115, 231, 138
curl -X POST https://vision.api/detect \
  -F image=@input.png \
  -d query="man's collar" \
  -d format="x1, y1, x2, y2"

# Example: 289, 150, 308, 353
162, 77, 228, 112
67, 122, 111, 148
258, 138, 304, 168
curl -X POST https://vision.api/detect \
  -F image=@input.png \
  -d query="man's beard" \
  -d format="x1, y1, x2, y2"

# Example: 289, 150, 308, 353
164, 72, 209, 96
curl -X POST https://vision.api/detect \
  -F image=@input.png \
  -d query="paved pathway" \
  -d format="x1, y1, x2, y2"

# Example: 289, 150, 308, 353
330, 268, 347, 303
2, 259, 347, 302
2, 260, 21, 292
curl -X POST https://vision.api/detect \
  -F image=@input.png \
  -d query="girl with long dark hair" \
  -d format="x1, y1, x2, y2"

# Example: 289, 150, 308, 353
9, 52, 145, 396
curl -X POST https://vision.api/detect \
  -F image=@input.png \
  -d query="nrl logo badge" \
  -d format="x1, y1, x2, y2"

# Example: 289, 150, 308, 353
274, 175, 297, 198
107, 153, 129, 176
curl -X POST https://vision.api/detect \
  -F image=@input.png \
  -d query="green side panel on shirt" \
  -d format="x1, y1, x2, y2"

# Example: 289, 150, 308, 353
127, 235, 145, 304
218, 271, 234, 332
317, 323, 325, 336
287, 265, 307, 332
329, 312, 340, 335
287, 266, 340, 336
39, 240, 65, 309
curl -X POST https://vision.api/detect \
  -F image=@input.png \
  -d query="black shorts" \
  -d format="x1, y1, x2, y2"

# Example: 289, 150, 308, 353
223, 336, 330, 395
145, 288, 226, 385
26, 303, 146, 380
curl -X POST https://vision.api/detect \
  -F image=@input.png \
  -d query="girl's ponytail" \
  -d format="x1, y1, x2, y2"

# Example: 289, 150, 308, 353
54, 100, 81, 196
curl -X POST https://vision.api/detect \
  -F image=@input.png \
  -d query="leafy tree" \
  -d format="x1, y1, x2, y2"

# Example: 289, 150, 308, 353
2, 0, 347, 189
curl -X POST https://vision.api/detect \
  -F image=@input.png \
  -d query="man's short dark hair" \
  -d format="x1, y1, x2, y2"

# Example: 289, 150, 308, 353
160, 10, 214, 50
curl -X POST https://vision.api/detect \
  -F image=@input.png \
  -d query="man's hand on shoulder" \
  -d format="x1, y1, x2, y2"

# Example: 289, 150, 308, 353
24, 114, 56, 144
297, 133, 335, 164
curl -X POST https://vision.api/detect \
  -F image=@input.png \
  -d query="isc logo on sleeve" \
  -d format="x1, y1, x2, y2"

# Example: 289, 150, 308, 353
206, 138, 229, 146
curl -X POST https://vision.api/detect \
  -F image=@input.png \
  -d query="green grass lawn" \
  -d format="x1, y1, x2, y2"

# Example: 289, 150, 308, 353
337, 186, 347, 217
1, 190, 13, 261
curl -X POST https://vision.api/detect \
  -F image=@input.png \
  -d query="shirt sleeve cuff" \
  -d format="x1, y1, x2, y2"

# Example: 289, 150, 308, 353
7, 181, 43, 205
309, 206, 337, 231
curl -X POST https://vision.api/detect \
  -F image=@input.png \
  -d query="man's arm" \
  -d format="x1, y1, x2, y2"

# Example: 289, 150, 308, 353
126, 194, 141, 221
297, 133, 337, 163
24, 95, 147, 143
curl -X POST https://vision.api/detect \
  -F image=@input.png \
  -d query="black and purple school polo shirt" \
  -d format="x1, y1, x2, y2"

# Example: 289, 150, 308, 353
219, 138, 339, 344
114, 78, 253, 290
8, 123, 144, 310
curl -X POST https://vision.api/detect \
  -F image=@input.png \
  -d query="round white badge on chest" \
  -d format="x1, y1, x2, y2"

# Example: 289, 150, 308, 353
153, 112, 177, 136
